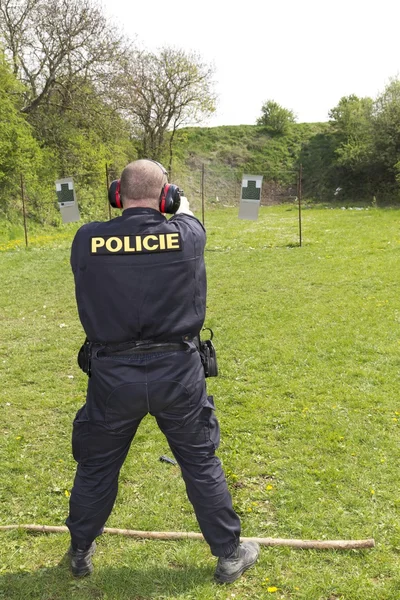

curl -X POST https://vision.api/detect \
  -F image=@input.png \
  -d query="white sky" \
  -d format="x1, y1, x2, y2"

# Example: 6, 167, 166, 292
102, 0, 400, 126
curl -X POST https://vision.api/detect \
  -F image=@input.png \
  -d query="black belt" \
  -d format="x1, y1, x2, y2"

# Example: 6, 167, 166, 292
98, 342, 188, 357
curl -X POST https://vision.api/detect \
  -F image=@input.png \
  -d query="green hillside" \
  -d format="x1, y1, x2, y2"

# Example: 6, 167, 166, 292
169, 123, 332, 207
174, 122, 329, 172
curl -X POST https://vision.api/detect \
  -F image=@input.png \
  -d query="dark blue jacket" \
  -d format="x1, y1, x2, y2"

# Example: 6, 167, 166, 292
70, 208, 206, 343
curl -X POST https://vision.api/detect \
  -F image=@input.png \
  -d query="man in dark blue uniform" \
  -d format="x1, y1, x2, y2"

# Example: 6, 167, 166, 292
66, 159, 259, 583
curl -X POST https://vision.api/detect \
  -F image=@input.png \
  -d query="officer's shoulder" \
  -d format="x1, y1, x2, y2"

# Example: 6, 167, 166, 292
169, 213, 206, 234
73, 220, 105, 240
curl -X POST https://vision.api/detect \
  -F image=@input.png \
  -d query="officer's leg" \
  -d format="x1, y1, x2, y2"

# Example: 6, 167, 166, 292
156, 397, 241, 558
67, 355, 149, 549
66, 409, 142, 549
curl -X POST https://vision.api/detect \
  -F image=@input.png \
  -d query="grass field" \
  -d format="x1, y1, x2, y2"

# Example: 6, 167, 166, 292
1, 204, 400, 599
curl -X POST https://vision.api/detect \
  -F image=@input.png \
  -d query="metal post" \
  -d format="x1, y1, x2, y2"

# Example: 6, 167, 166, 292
20, 173, 28, 248
105, 163, 111, 220
298, 164, 303, 247
201, 164, 205, 225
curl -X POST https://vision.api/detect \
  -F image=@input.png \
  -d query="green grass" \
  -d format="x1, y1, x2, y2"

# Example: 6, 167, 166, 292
1, 205, 400, 599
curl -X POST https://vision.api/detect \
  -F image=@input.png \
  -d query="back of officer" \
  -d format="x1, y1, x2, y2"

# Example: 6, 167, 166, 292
66, 159, 259, 583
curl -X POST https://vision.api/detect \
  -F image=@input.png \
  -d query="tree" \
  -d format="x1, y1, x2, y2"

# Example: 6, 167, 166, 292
0, 50, 41, 212
0, 0, 136, 214
117, 47, 216, 169
29, 77, 134, 179
373, 78, 400, 186
329, 95, 374, 171
256, 100, 296, 135
0, 0, 126, 114
328, 88, 400, 199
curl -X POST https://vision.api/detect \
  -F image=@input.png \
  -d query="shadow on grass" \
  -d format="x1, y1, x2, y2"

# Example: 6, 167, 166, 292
0, 554, 213, 600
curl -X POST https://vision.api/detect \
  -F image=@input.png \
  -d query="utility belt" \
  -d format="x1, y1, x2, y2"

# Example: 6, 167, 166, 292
99, 342, 187, 356
77, 331, 218, 378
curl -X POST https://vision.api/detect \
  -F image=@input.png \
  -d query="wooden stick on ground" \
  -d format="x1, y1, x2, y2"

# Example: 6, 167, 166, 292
0, 524, 375, 550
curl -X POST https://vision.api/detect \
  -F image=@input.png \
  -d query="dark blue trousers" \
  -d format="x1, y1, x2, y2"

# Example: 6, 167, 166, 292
66, 344, 241, 557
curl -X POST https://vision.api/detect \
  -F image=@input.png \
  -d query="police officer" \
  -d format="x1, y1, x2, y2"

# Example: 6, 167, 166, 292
66, 159, 259, 583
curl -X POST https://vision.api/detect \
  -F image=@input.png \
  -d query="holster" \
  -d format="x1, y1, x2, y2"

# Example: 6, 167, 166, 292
77, 339, 92, 377
195, 329, 218, 378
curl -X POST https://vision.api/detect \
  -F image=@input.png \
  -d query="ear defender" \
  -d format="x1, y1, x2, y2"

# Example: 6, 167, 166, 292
159, 183, 181, 214
108, 179, 122, 209
108, 174, 182, 214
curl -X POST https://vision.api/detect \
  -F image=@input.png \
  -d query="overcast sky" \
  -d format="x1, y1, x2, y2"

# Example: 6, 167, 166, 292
102, 0, 400, 127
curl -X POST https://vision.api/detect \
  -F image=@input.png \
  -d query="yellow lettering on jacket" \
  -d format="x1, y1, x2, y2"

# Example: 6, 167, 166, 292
90, 233, 182, 254
124, 236, 135, 252
105, 237, 123, 252
166, 233, 180, 249
142, 235, 159, 250
91, 237, 105, 252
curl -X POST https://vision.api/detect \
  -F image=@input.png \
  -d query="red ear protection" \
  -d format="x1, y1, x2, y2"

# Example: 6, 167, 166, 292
108, 179, 122, 209
108, 161, 182, 214
159, 183, 181, 214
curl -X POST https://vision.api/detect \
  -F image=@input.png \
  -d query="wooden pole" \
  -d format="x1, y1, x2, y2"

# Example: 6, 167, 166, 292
20, 174, 28, 248
105, 163, 111, 220
298, 163, 303, 247
0, 524, 375, 550
201, 163, 205, 225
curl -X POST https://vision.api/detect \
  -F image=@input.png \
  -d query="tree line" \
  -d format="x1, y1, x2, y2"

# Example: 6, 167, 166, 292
257, 83, 400, 203
1, 0, 400, 228
0, 0, 215, 222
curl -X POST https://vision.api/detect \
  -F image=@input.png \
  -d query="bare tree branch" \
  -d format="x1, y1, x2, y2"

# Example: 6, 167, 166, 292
0, 0, 129, 113
115, 46, 216, 161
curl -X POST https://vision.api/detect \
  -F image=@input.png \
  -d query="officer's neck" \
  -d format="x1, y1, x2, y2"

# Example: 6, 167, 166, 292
123, 199, 159, 211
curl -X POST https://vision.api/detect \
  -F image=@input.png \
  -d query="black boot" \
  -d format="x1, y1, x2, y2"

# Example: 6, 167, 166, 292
69, 541, 96, 577
214, 541, 259, 584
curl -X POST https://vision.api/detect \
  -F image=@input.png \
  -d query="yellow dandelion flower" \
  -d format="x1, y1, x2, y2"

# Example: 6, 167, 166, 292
370, 489, 375, 495
266, 484, 273, 491
64, 490, 71, 498
267, 587, 278, 593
